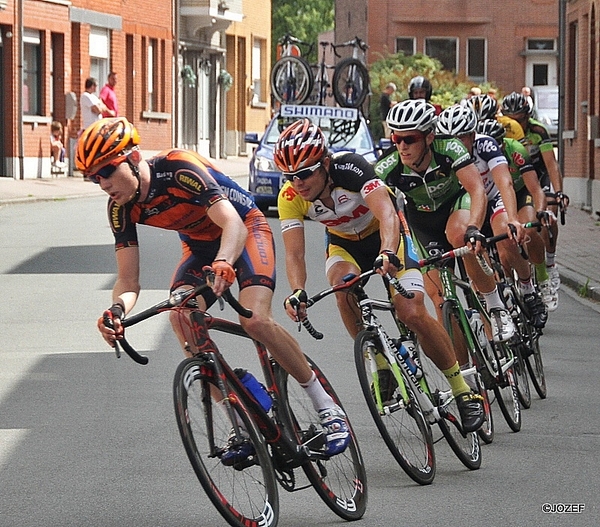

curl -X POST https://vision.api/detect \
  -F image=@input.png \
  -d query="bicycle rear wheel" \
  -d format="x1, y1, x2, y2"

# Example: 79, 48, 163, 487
173, 357, 279, 527
442, 301, 493, 449
490, 342, 522, 432
270, 56, 314, 105
354, 331, 435, 485
418, 342, 481, 471
332, 58, 370, 108
506, 288, 532, 408
274, 357, 367, 521
513, 340, 532, 409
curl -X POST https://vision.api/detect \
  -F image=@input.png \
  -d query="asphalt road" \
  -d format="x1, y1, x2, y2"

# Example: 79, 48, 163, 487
1, 196, 599, 526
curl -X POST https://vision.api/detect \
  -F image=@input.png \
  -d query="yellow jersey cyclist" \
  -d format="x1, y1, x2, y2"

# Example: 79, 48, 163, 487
465, 93, 526, 141
477, 119, 558, 312
435, 105, 546, 330
375, 99, 516, 343
501, 92, 569, 294
275, 118, 484, 433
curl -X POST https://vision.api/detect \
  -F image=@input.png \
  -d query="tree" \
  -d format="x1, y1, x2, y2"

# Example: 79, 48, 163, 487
369, 51, 500, 139
271, 0, 335, 64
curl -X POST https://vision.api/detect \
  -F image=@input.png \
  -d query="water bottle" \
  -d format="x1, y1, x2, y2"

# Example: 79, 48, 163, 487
234, 368, 272, 412
466, 309, 487, 349
395, 339, 422, 379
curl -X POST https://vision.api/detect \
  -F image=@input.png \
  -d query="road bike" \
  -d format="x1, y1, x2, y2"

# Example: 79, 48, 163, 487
296, 270, 482, 486
331, 36, 370, 110
419, 240, 523, 434
105, 276, 367, 527
270, 34, 314, 106
309, 40, 336, 106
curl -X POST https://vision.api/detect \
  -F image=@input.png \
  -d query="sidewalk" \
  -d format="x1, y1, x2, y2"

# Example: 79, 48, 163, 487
0, 156, 250, 204
1, 162, 599, 303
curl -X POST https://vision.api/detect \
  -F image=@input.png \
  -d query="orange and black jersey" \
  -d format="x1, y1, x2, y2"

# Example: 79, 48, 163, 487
108, 150, 257, 249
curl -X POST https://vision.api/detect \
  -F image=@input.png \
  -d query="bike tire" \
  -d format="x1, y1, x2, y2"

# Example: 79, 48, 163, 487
173, 357, 279, 527
524, 327, 547, 398
505, 287, 532, 408
274, 357, 367, 521
417, 339, 481, 469
270, 56, 314, 105
442, 301, 493, 449
490, 341, 522, 432
332, 58, 370, 108
354, 331, 436, 485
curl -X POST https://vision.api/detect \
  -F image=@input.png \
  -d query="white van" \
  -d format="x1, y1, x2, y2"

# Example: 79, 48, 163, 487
531, 86, 558, 141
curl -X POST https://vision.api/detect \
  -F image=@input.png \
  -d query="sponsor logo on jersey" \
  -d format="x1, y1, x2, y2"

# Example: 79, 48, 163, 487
444, 140, 465, 156
109, 201, 123, 231
476, 138, 500, 154
375, 155, 397, 175
320, 204, 370, 227
512, 152, 526, 166
176, 172, 205, 194
362, 179, 384, 195
333, 162, 364, 177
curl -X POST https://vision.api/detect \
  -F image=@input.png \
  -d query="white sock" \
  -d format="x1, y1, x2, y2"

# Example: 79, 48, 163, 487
482, 287, 504, 310
300, 371, 335, 412
546, 252, 556, 267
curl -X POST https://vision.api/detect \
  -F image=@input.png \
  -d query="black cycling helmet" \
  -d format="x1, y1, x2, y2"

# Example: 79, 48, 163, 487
501, 91, 531, 116
477, 119, 506, 141
387, 100, 437, 133
408, 76, 433, 101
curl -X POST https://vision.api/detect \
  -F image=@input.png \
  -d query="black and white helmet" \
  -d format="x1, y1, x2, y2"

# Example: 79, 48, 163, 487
386, 99, 437, 133
501, 91, 531, 116
436, 105, 478, 136
408, 76, 433, 100
467, 94, 498, 121
477, 119, 506, 141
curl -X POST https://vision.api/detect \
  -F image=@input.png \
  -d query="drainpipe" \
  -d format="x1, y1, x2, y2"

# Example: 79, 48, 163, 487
557, 0, 566, 175
17, 0, 24, 179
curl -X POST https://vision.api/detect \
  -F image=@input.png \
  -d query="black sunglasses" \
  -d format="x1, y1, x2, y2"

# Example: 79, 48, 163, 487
390, 133, 423, 145
89, 160, 122, 183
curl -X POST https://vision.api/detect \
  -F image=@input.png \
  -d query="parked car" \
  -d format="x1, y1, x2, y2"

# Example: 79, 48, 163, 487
531, 85, 558, 142
245, 105, 380, 211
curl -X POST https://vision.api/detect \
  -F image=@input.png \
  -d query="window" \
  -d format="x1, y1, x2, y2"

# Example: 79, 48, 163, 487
467, 38, 486, 81
145, 38, 160, 112
527, 39, 555, 52
89, 27, 109, 92
252, 38, 267, 105
425, 38, 457, 72
395, 38, 415, 56
23, 29, 42, 115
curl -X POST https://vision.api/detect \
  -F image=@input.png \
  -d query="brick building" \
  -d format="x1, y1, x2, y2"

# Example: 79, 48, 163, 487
563, 0, 600, 214
0, 0, 271, 179
335, 0, 560, 94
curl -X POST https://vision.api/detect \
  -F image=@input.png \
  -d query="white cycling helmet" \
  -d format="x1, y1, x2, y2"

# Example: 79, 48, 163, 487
386, 99, 437, 133
436, 105, 478, 136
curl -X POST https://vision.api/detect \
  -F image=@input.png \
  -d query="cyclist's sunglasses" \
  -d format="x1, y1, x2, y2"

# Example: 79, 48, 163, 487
390, 133, 423, 145
283, 161, 322, 182
88, 157, 126, 184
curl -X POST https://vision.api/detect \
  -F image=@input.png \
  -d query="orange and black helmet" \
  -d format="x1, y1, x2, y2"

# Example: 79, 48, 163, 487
273, 118, 327, 175
76, 117, 140, 174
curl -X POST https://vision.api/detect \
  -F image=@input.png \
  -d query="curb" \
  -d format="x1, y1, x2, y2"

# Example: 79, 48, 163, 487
558, 266, 600, 304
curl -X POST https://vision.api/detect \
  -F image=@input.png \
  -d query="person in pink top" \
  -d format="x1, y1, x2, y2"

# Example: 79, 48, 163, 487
100, 72, 119, 117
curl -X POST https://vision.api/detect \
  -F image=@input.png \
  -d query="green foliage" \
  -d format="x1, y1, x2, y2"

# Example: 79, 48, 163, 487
369, 51, 500, 139
271, 0, 335, 64
578, 278, 591, 298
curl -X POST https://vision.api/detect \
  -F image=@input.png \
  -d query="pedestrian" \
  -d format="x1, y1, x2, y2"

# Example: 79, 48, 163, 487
80, 77, 107, 130
521, 86, 534, 112
407, 76, 442, 115
100, 72, 119, 118
380, 82, 397, 137
75, 117, 351, 461
50, 121, 66, 167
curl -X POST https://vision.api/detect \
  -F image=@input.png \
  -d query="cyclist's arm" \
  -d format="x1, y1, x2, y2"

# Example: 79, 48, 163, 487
540, 146, 563, 195
491, 162, 524, 242
113, 246, 141, 314
206, 199, 248, 296
456, 163, 487, 229
522, 167, 548, 215
281, 224, 308, 292
364, 186, 399, 253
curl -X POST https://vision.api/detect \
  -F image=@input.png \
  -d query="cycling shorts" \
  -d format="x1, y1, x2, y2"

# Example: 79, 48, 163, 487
516, 186, 534, 210
171, 208, 276, 307
326, 222, 424, 294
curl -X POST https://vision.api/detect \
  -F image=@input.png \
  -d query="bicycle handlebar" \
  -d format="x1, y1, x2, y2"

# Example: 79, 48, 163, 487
298, 268, 413, 340
331, 36, 368, 57
103, 273, 253, 365
545, 191, 569, 225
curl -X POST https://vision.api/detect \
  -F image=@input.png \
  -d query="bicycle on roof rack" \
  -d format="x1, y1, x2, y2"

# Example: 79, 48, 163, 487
104, 270, 367, 527
331, 36, 371, 110
270, 34, 314, 106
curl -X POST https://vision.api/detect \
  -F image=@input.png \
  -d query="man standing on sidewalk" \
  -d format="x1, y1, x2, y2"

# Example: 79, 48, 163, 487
100, 72, 119, 118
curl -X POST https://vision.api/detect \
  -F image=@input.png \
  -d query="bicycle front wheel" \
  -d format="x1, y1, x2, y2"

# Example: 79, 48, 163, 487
274, 357, 367, 521
332, 58, 370, 108
270, 56, 314, 105
354, 331, 435, 485
523, 326, 547, 398
490, 342, 522, 432
173, 357, 279, 527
